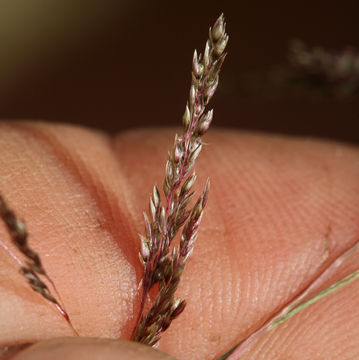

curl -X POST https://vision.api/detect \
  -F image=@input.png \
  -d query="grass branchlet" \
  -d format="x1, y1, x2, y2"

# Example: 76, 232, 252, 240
0, 195, 78, 335
133, 14, 228, 345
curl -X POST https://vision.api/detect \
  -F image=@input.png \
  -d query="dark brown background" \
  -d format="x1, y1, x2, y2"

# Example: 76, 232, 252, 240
0, 1, 358, 143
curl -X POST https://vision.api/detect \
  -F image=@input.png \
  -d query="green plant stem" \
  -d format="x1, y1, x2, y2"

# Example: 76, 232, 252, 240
218, 239, 359, 360
272, 268, 359, 327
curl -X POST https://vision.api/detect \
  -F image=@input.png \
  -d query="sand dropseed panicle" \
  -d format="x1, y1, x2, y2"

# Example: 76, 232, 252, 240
133, 14, 228, 345
0, 195, 78, 335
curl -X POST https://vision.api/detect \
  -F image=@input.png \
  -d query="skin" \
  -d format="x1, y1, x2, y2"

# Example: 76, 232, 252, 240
0, 121, 358, 359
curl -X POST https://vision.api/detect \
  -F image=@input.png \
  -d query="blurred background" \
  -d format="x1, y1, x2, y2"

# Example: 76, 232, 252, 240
0, 0, 358, 143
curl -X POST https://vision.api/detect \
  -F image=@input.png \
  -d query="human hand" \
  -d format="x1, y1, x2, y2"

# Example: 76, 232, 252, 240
0, 122, 358, 359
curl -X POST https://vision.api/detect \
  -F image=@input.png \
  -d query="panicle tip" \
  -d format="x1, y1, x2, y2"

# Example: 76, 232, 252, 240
202, 179, 210, 208
212, 14, 226, 42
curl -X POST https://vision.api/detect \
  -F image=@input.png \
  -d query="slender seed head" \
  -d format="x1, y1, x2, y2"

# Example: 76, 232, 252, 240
189, 85, 196, 108
211, 13, 225, 42
182, 104, 191, 130
204, 40, 211, 68
171, 299, 187, 318
153, 186, 160, 208
134, 14, 228, 346
140, 241, 150, 261
193, 49, 204, 78
180, 172, 196, 195
215, 33, 229, 57
202, 179, 210, 208
198, 109, 213, 135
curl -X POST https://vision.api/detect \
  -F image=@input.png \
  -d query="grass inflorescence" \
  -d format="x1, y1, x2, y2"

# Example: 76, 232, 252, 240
0, 195, 78, 335
133, 14, 228, 345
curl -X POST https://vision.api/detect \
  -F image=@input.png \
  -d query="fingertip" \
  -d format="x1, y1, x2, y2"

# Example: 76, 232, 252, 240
13, 338, 176, 360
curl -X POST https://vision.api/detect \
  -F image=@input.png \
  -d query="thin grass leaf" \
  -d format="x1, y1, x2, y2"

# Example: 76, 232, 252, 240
218, 238, 359, 359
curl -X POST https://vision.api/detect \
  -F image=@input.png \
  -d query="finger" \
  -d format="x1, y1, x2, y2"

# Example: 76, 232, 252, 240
0, 122, 358, 359
13, 337, 175, 360
113, 128, 359, 359
0, 122, 139, 341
